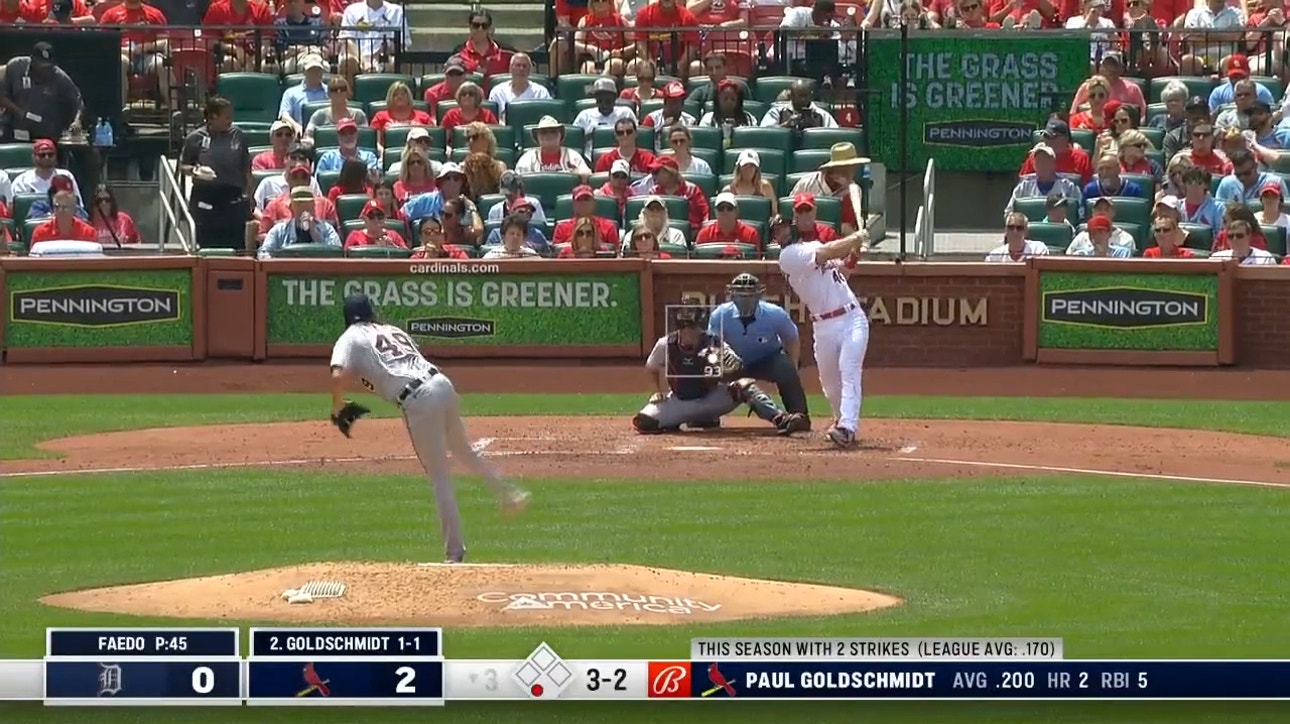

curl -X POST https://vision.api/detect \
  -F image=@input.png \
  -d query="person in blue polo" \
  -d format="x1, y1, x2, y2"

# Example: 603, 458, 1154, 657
706, 273, 811, 430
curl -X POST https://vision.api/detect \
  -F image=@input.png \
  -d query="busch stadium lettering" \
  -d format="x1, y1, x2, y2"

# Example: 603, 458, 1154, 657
1043, 288, 1207, 329
11, 286, 181, 327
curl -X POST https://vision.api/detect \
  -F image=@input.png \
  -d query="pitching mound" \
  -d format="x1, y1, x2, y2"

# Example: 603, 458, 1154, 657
39, 562, 902, 627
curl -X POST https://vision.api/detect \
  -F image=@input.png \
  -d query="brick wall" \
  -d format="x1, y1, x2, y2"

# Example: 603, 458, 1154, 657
1235, 278, 1290, 368
652, 264, 1027, 367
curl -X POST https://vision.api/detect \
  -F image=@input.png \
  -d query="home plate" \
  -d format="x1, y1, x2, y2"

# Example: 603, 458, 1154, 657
669, 445, 723, 451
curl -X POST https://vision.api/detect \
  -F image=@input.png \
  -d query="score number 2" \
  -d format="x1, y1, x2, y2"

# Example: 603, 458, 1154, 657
586, 668, 627, 692
395, 666, 418, 694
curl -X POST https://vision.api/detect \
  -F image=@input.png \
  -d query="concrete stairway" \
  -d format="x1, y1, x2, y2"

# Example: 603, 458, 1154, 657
406, 0, 549, 55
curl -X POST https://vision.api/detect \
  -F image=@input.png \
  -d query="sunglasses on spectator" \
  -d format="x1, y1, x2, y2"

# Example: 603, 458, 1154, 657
329, 88, 346, 95
1230, 231, 1248, 239
1192, 131, 1212, 138
273, 131, 294, 138
1127, 0, 1143, 6
611, 172, 628, 178
635, 233, 655, 241
96, 196, 111, 203
1153, 226, 1174, 234
408, 158, 424, 165
576, 229, 594, 236
717, 204, 736, 211
1114, 117, 1132, 125
1090, 91, 1107, 99
368, 213, 386, 220
1006, 224, 1026, 230
471, 20, 490, 28
616, 128, 634, 136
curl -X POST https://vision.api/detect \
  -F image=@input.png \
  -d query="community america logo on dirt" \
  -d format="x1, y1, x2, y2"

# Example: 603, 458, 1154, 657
479, 591, 723, 615
11, 286, 181, 327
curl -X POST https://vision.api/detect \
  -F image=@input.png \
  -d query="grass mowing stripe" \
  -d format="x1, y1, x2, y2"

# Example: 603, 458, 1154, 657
3, 394, 1290, 460
2, 471, 1285, 662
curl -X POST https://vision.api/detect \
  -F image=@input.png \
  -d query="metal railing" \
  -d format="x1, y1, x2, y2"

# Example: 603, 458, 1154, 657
916, 158, 936, 259
158, 156, 197, 255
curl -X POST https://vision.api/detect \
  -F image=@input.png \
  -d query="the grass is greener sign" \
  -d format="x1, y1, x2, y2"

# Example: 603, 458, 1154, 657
867, 33, 1089, 171
5, 270, 193, 348
266, 272, 642, 346
1038, 272, 1219, 351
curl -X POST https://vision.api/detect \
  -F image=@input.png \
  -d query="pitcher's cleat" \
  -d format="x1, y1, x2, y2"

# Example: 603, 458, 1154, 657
826, 425, 856, 449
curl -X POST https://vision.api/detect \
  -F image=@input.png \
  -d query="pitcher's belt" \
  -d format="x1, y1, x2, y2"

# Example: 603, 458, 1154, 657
397, 369, 439, 404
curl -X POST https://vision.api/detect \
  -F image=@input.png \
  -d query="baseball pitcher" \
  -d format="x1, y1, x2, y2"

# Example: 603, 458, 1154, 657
777, 228, 871, 448
707, 273, 811, 431
632, 306, 807, 435
328, 294, 530, 564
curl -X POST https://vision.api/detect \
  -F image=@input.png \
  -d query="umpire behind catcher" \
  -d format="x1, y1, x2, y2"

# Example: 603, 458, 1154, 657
706, 273, 811, 428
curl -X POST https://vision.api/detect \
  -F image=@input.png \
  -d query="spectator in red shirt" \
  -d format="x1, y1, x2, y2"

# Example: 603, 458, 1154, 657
35, 0, 94, 24
344, 198, 408, 251
253, 120, 300, 171
983, 0, 1059, 27
552, 0, 631, 77
696, 192, 761, 246
595, 117, 656, 174
622, 222, 674, 258
1069, 54, 1148, 116
1070, 76, 1115, 132
204, 0, 274, 71
425, 56, 469, 123
327, 158, 373, 202
555, 0, 590, 29
689, 2, 749, 75
370, 82, 433, 151
1143, 215, 1196, 257
1020, 119, 1094, 184
632, 0, 701, 79
788, 193, 839, 242
100, 0, 170, 108
558, 216, 614, 257
597, 158, 635, 216
258, 166, 339, 241
635, 155, 708, 231
618, 60, 660, 114
554, 184, 621, 246
29, 188, 96, 247
951, 0, 1001, 27
410, 215, 470, 259
439, 81, 498, 141
0, 0, 43, 24
456, 9, 512, 78
1181, 123, 1233, 176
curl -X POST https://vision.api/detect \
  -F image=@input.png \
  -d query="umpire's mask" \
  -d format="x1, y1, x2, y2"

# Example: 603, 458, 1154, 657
728, 273, 764, 317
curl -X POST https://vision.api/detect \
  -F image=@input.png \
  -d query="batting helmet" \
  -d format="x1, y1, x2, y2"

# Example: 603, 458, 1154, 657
343, 294, 377, 326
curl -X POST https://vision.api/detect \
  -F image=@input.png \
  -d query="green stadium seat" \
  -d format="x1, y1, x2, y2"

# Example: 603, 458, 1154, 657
1145, 103, 1168, 126
1252, 76, 1285, 102
22, 217, 47, 243
592, 125, 656, 151
1122, 173, 1156, 201
347, 245, 414, 258
235, 124, 271, 148
317, 171, 341, 194
686, 172, 718, 198
507, 99, 568, 135
752, 76, 800, 104
1086, 196, 1151, 231
790, 149, 835, 173
1139, 127, 1165, 149
335, 193, 374, 223
668, 218, 693, 243
521, 124, 585, 151
1145, 149, 1165, 170
798, 127, 866, 152
722, 148, 786, 177
730, 126, 794, 154
271, 243, 344, 258
521, 173, 581, 212
216, 72, 282, 123
625, 195, 690, 223
658, 241, 690, 256
453, 124, 517, 150
690, 241, 759, 259
687, 126, 723, 151
732, 195, 772, 225
1179, 223, 1213, 251
691, 147, 720, 170
1262, 224, 1287, 255
251, 169, 279, 187
313, 126, 379, 152
780, 172, 812, 197
1027, 221, 1074, 252
1013, 197, 1049, 222
353, 73, 417, 106
778, 195, 841, 225
762, 243, 781, 259
476, 193, 507, 218
12, 194, 44, 230
0, 143, 33, 168
553, 193, 620, 223
386, 125, 447, 151
1150, 76, 1217, 103
381, 148, 400, 171
1069, 129, 1097, 154
343, 218, 412, 237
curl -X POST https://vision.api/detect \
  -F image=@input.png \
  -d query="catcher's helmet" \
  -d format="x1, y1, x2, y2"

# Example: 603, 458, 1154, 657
673, 305, 709, 329
343, 294, 377, 326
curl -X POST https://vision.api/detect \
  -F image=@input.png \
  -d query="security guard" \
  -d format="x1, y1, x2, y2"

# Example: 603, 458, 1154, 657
180, 96, 253, 249
706, 273, 811, 428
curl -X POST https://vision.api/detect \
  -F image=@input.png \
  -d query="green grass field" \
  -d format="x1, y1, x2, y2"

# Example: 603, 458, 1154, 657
2, 391, 1288, 722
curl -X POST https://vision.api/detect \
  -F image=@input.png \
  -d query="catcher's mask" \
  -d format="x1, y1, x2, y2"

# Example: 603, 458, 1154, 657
673, 305, 707, 348
343, 294, 377, 326
727, 273, 765, 317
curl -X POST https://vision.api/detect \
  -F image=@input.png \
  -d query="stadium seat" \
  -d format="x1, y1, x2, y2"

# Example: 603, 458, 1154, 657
798, 127, 866, 152
347, 245, 414, 258
317, 171, 341, 194
12, 194, 44, 230
235, 125, 271, 148
592, 125, 656, 151
1014, 197, 1078, 223
343, 218, 412, 237
690, 148, 720, 170
1150, 76, 1217, 103
1145, 149, 1165, 170
1179, 223, 1213, 251
521, 124, 585, 151
732, 195, 772, 225
252, 169, 279, 187
668, 219, 693, 243
1139, 128, 1165, 149
778, 196, 841, 225
658, 241, 690, 256
686, 172, 718, 198
752, 76, 800, 104
552, 73, 598, 115
625, 195, 689, 223
216, 73, 282, 124
1069, 129, 1097, 153
475, 193, 506, 218
1027, 221, 1074, 252
386, 126, 447, 151
0, 143, 33, 168
1122, 173, 1156, 201
22, 217, 47, 243
690, 241, 759, 258
335, 194, 373, 223
1262, 225, 1287, 256
790, 149, 835, 173
1086, 196, 1150, 230
313, 126, 379, 151
762, 243, 781, 259
553, 193, 620, 223
522, 173, 581, 212
452, 124, 517, 151
507, 99, 568, 135
353, 73, 417, 106
1145, 103, 1168, 126
272, 243, 344, 258
1252, 75, 1285, 102
722, 148, 786, 177
730, 127, 794, 154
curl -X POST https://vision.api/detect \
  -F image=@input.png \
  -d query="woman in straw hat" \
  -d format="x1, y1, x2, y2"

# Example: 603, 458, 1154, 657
514, 115, 592, 180
789, 142, 870, 234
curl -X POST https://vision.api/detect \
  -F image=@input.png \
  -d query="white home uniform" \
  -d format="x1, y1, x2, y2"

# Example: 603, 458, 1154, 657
777, 242, 869, 436
330, 322, 527, 561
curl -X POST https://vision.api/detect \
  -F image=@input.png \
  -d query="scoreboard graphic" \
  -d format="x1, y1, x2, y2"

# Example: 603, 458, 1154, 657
9, 630, 1290, 704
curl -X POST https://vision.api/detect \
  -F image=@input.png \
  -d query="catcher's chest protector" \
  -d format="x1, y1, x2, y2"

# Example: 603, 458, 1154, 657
666, 332, 718, 400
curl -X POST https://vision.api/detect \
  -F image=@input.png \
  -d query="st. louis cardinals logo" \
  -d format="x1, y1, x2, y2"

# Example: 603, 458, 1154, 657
647, 662, 690, 698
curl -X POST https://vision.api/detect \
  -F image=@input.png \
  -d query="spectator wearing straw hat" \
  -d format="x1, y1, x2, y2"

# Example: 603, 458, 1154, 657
515, 116, 592, 177
789, 142, 869, 234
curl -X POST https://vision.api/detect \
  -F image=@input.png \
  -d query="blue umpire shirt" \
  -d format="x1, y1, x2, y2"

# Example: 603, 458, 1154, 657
707, 300, 798, 368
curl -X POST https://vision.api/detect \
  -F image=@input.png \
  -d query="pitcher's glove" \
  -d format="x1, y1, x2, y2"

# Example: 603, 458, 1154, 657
701, 343, 744, 380
331, 400, 371, 438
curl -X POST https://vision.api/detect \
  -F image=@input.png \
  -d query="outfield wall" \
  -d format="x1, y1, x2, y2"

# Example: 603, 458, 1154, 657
0, 257, 1280, 367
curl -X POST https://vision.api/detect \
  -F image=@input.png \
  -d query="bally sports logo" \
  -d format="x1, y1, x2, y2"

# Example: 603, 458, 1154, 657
1043, 287, 1208, 329
479, 591, 722, 615
648, 662, 691, 698
10, 285, 182, 327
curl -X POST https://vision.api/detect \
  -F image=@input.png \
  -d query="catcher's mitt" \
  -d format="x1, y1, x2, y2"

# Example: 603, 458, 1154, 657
701, 343, 744, 380
331, 400, 371, 438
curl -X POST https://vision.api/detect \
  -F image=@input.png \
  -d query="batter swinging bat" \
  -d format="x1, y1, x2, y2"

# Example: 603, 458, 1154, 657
847, 183, 867, 249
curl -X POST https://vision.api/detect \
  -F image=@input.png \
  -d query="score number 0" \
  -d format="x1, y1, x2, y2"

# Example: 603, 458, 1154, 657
191, 666, 215, 694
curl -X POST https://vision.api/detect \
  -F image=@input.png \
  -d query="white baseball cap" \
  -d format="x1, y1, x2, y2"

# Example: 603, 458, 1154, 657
407, 127, 431, 142
436, 162, 464, 178
713, 192, 738, 209
610, 159, 631, 176
736, 149, 760, 168
1155, 194, 1180, 210
1030, 143, 1056, 158
269, 120, 294, 134
301, 54, 327, 72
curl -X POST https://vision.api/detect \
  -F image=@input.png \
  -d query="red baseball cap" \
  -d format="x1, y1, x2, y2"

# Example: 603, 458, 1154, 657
663, 81, 686, 99
336, 117, 358, 132
572, 184, 594, 200
1087, 214, 1114, 232
1260, 182, 1281, 197
288, 165, 311, 179
361, 199, 386, 218
50, 174, 74, 192
1226, 54, 1250, 79
792, 192, 816, 210
652, 155, 679, 173
34, 138, 55, 154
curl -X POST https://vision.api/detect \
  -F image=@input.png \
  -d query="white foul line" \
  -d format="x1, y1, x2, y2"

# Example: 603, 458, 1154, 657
896, 455, 1290, 490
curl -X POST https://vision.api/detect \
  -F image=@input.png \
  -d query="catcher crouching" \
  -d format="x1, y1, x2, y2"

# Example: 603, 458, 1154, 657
633, 306, 809, 435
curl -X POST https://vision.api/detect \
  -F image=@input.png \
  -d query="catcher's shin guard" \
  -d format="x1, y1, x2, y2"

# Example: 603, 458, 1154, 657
728, 378, 785, 425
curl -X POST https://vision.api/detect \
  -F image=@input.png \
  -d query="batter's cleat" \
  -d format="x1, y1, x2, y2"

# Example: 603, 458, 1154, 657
445, 551, 466, 564
826, 425, 856, 449
775, 413, 812, 436
501, 490, 531, 517
686, 419, 721, 430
